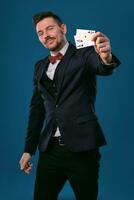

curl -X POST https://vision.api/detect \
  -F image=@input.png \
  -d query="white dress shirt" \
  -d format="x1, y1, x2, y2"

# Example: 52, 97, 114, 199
46, 42, 69, 137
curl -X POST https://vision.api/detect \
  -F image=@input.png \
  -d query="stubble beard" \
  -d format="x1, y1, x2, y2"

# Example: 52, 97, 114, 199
48, 39, 65, 53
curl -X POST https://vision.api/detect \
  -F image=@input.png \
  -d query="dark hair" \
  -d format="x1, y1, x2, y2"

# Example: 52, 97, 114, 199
33, 11, 63, 26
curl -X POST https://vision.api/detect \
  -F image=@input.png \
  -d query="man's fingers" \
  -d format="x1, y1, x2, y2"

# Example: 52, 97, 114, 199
96, 37, 107, 45
96, 42, 110, 52
91, 32, 105, 41
20, 159, 28, 170
19, 153, 32, 170
91, 32, 109, 46
19, 159, 26, 170
99, 46, 111, 53
23, 163, 33, 174
22, 163, 33, 174
23, 168, 32, 174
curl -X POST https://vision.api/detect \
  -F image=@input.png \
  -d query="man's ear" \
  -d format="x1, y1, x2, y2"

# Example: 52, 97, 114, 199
61, 24, 67, 34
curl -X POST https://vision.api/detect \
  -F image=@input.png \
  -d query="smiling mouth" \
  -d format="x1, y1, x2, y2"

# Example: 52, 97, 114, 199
46, 38, 55, 45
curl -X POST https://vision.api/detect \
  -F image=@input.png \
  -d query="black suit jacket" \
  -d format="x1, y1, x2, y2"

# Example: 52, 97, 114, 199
24, 42, 121, 155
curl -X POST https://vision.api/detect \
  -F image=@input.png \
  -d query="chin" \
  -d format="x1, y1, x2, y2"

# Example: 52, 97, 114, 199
45, 41, 63, 52
49, 44, 59, 52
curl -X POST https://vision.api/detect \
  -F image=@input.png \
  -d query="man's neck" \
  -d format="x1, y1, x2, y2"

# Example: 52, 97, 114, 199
51, 40, 67, 55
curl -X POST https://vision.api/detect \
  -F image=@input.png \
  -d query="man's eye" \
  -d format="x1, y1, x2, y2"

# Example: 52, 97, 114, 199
47, 26, 53, 30
38, 32, 43, 37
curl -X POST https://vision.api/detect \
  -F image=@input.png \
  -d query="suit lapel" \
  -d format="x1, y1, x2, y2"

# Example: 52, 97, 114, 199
36, 43, 76, 102
56, 43, 76, 100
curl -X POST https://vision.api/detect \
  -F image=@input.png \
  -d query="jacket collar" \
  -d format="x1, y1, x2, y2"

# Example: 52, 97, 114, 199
37, 42, 76, 101
38, 42, 76, 83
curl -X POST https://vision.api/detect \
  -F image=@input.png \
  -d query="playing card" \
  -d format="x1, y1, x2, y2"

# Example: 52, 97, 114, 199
74, 34, 93, 49
74, 29, 95, 49
76, 29, 95, 35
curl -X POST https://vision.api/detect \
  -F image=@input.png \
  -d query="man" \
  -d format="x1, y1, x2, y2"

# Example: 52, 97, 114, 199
19, 11, 121, 200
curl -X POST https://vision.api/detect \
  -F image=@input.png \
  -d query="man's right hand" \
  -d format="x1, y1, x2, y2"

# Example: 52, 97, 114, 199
19, 153, 33, 174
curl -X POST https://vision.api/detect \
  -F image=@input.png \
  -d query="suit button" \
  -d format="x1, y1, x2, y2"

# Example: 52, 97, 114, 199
56, 105, 58, 108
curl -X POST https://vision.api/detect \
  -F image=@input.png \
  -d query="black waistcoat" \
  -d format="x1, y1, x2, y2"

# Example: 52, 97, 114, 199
40, 63, 60, 135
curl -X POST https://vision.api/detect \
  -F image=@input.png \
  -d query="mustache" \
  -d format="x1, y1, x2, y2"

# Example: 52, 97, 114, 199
45, 36, 55, 42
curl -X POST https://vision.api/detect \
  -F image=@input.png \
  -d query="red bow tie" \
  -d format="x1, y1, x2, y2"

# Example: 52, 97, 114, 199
49, 52, 63, 64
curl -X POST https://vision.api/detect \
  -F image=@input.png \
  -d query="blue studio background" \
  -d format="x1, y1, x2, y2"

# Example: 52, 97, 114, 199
1, 0, 134, 199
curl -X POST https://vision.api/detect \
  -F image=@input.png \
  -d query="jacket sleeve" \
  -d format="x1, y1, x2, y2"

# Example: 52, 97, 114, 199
82, 46, 121, 75
24, 61, 45, 155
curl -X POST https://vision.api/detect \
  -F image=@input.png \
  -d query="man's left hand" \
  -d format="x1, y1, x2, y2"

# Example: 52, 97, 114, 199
91, 32, 112, 64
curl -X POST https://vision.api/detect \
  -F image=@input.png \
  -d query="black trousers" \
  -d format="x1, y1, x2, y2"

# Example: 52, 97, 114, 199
34, 139, 101, 200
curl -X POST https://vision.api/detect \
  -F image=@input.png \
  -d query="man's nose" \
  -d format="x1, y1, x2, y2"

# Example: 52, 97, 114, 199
43, 32, 49, 40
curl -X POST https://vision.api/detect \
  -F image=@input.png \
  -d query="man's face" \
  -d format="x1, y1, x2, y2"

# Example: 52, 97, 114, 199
36, 17, 67, 52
